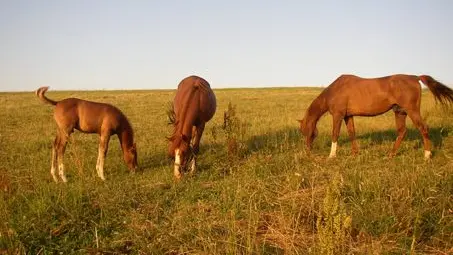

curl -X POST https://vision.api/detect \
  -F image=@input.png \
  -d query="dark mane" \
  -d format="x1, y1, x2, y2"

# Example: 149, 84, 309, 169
166, 101, 176, 126
166, 101, 177, 141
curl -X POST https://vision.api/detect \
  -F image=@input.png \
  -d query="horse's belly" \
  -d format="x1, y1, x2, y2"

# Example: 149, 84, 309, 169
347, 102, 392, 116
76, 120, 101, 134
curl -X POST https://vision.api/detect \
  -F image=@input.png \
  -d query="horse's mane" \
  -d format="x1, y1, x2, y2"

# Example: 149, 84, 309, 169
305, 93, 328, 121
166, 101, 178, 141
121, 113, 134, 136
166, 101, 192, 160
166, 101, 176, 125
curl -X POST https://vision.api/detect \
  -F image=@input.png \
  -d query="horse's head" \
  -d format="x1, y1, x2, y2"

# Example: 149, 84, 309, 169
168, 134, 193, 179
298, 118, 308, 136
124, 143, 138, 171
298, 119, 318, 149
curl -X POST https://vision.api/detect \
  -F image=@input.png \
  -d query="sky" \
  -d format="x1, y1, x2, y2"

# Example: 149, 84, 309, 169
1, 0, 452, 91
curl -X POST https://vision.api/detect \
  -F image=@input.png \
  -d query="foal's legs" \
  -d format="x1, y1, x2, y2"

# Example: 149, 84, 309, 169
406, 110, 432, 159
55, 129, 71, 182
330, 114, 344, 158
96, 132, 110, 181
51, 133, 60, 182
344, 116, 359, 155
389, 111, 408, 157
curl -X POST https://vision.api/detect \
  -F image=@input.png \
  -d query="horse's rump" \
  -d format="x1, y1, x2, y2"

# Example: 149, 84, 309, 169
173, 76, 216, 132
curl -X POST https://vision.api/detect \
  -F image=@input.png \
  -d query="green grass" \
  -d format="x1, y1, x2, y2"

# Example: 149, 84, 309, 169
0, 87, 452, 254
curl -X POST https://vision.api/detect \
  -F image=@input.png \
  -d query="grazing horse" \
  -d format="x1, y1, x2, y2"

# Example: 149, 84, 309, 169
167, 75, 216, 179
299, 74, 453, 159
36, 87, 137, 182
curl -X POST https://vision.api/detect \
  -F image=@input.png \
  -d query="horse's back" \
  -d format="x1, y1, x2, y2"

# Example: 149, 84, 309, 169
324, 74, 423, 116
54, 98, 126, 134
329, 74, 420, 93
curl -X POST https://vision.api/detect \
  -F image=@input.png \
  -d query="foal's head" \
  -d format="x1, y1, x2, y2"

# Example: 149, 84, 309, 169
124, 143, 138, 171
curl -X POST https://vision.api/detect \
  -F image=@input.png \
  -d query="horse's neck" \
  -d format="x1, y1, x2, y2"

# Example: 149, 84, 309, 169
119, 126, 134, 151
306, 95, 328, 125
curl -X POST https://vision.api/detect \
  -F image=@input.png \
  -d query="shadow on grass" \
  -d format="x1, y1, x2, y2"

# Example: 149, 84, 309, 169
148, 125, 451, 176
209, 126, 303, 159
210, 125, 451, 159
139, 150, 171, 171
343, 126, 452, 149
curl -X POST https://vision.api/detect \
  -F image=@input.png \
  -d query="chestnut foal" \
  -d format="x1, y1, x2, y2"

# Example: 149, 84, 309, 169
36, 87, 137, 182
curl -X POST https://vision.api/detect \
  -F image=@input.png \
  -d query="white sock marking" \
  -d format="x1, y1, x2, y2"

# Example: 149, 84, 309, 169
189, 158, 196, 174
58, 163, 67, 183
96, 148, 106, 180
174, 149, 182, 179
424, 150, 432, 159
329, 142, 337, 158
97, 160, 105, 181
51, 166, 58, 183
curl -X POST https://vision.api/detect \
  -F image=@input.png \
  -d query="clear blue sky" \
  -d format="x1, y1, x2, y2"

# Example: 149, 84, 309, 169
1, 0, 452, 91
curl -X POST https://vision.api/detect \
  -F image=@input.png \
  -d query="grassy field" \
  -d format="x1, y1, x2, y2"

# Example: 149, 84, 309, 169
0, 87, 452, 254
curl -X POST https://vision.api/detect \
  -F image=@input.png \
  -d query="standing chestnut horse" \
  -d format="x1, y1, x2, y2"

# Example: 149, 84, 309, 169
36, 87, 137, 182
167, 76, 216, 179
299, 74, 453, 159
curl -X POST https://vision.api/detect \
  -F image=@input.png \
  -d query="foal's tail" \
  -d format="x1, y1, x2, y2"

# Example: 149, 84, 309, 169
36, 86, 58, 106
419, 75, 453, 105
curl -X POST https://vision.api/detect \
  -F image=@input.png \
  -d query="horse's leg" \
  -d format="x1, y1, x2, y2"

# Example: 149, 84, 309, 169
96, 132, 110, 181
406, 110, 432, 159
389, 111, 407, 157
344, 116, 358, 155
330, 114, 343, 158
51, 132, 60, 182
305, 134, 313, 151
190, 123, 205, 174
56, 129, 71, 183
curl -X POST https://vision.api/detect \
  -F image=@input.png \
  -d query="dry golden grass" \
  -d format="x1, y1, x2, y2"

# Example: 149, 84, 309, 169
0, 87, 452, 254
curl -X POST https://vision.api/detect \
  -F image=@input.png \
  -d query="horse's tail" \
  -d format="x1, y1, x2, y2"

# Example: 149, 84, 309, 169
419, 75, 453, 105
193, 76, 211, 92
36, 86, 58, 106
